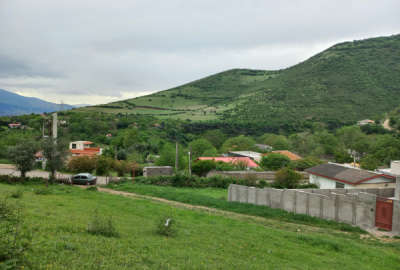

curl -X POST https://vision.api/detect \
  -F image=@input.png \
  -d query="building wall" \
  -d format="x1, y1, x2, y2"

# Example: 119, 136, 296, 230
309, 174, 393, 189
143, 166, 174, 177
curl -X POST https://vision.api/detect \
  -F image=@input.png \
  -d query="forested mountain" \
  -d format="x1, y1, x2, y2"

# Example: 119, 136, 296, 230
83, 34, 400, 130
0, 89, 74, 116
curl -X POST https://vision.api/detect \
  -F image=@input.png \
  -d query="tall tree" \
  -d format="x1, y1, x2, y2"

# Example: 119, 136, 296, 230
8, 140, 38, 179
41, 138, 68, 184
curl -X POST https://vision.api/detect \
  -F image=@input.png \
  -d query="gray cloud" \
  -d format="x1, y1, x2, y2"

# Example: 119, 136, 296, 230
0, 0, 399, 104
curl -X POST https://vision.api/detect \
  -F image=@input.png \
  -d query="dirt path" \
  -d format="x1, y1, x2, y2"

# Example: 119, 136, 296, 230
86, 186, 391, 238
383, 118, 393, 131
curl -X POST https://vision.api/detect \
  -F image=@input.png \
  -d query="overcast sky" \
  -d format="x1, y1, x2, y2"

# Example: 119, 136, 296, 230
0, 0, 399, 105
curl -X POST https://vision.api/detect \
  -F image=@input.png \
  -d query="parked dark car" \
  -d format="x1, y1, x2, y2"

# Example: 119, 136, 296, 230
71, 173, 97, 185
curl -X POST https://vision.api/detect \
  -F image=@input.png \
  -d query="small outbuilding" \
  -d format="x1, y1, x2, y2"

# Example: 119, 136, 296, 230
306, 163, 395, 189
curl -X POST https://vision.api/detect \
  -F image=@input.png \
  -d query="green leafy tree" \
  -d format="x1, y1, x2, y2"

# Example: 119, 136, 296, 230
189, 139, 217, 158
221, 135, 256, 153
274, 168, 302, 189
260, 153, 290, 170
8, 140, 38, 178
96, 156, 114, 176
360, 155, 380, 170
68, 156, 97, 173
155, 144, 186, 170
192, 160, 217, 176
41, 138, 68, 183
203, 129, 227, 149
260, 133, 290, 150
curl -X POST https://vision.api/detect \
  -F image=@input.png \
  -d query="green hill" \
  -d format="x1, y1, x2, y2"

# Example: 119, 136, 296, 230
81, 34, 400, 129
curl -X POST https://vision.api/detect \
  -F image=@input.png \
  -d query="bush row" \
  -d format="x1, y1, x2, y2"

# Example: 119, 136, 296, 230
133, 174, 318, 189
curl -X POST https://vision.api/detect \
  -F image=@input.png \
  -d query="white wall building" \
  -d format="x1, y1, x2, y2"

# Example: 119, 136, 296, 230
306, 163, 395, 189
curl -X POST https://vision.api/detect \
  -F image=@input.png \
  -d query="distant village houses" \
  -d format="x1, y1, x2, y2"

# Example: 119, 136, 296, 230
69, 141, 102, 157
357, 119, 375, 126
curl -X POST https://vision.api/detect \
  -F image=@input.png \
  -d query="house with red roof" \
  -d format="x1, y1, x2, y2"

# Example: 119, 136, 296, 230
197, 157, 259, 169
69, 141, 102, 157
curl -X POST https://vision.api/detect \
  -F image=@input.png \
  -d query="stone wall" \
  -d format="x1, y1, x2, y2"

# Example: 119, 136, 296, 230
143, 166, 173, 177
228, 184, 378, 230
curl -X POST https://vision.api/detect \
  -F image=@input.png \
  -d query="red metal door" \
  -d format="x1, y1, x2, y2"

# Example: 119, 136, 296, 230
375, 198, 393, 231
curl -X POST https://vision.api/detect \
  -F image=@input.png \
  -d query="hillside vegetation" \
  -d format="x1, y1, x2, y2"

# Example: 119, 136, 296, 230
81, 34, 400, 129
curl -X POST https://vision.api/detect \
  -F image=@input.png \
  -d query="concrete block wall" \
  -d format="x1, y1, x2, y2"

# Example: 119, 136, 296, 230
392, 200, 400, 233
143, 166, 174, 177
299, 188, 395, 198
228, 184, 377, 230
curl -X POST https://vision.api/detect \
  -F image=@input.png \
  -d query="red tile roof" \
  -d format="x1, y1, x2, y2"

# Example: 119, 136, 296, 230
70, 147, 101, 157
197, 157, 259, 168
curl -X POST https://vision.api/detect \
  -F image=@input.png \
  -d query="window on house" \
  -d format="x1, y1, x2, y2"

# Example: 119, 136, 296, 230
335, 182, 345, 188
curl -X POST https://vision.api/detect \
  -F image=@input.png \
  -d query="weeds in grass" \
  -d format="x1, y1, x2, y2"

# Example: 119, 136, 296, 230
296, 234, 342, 252
34, 187, 53, 195
156, 216, 177, 237
10, 188, 23, 199
0, 197, 32, 268
87, 210, 119, 237
86, 186, 98, 192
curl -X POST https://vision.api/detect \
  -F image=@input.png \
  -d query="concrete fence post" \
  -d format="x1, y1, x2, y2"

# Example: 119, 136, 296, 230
280, 189, 285, 209
228, 185, 232, 201
351, 195, 357, 225
334, 194, 339, 222
319, 195, 324, 218
293, 191, 297, 213
306, 193, 310, 216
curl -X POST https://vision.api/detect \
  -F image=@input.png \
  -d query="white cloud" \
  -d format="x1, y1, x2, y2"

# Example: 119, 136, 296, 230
0, 0, 399, 104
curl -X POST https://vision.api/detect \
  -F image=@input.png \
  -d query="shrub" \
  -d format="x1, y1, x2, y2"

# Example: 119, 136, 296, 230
68, 156, 97, 173
34, 187, 53, 195
156, 216, 177, 237
0, 197, 32, 268
290, 157, 323, 171
10, 189, 23, 199
96, 157, 114, 176
87, 210, 119, 237
132, 174, 267, 189
260, 153, 291, 170
192, 160, 217, 176
273, 168, 302, 189
86, 186, 98, 192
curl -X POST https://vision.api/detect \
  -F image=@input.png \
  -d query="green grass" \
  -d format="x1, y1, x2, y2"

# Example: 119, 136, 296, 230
107, 183, 363, 233
1, 183, 400, 269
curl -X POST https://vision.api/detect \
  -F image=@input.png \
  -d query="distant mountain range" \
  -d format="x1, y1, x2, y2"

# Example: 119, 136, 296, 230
0, 89, 77, 116
82, 33, 400, 130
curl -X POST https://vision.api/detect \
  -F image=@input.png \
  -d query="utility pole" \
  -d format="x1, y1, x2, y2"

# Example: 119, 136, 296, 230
188, 146, 192, 177
175, 141, 179, 171
52, 113, 58, 140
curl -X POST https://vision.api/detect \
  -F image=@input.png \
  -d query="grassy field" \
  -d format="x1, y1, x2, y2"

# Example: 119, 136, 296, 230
2, 183, 400, 269
106, 183, 367, 232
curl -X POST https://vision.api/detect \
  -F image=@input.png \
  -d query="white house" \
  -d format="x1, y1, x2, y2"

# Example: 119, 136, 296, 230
305, 163, 395, 189
69, 141, 102, 157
